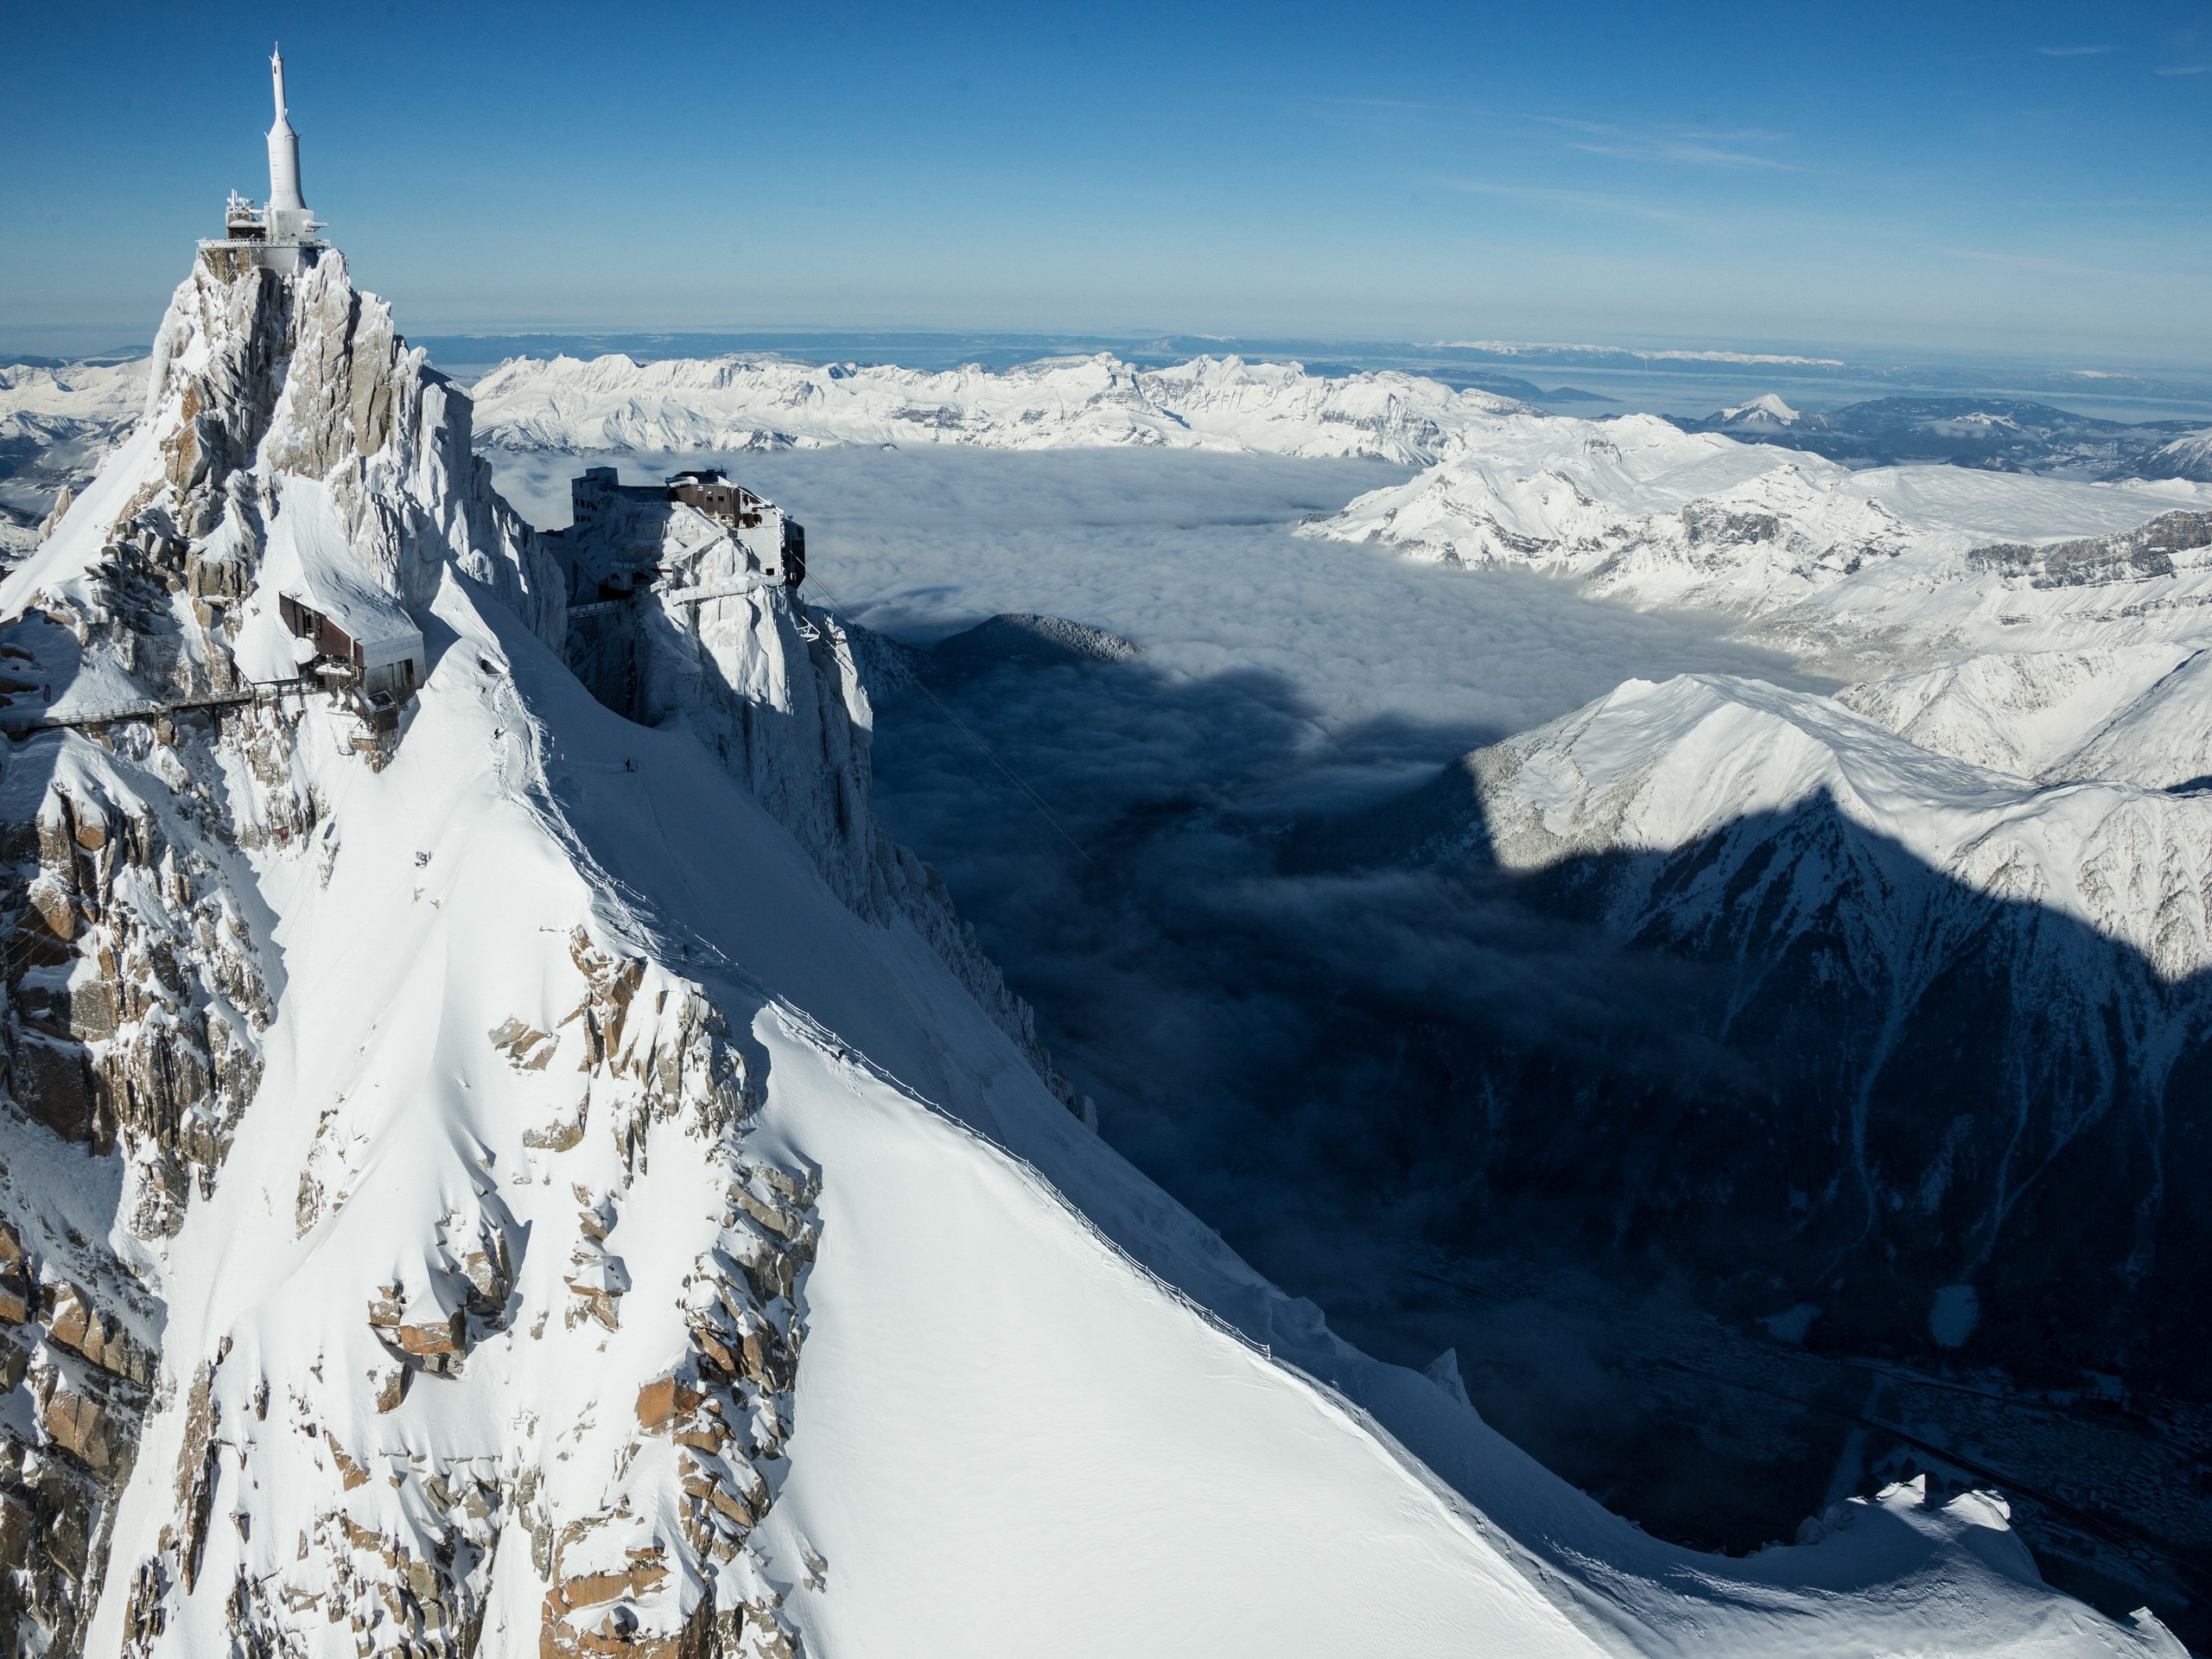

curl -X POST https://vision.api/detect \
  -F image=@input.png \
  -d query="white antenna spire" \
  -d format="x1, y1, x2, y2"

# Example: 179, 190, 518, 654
266, 42, 306, 215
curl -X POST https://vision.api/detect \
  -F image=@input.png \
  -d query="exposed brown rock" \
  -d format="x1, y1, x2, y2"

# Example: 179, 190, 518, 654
491, 1016, 558, 1071
44, 1282, 151, 1382
25, 880, 77, 944
0, 1221, 29, 1325
369, 1281, 469, 1375
0, 1490, 33, 1571
16, 1034, 94, 1141
324, 1434, 372, 1492
395, 1310, 466, 1363
41, 1382, 114, 1471
634, 1375, 704, 1434
372, 1363, 408, 1414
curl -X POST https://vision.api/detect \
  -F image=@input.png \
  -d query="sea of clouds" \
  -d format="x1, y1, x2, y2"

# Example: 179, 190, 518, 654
489, 444, 1834, 1544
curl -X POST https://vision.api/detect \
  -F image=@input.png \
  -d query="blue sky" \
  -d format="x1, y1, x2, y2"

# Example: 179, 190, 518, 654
4, 0, 2209, 360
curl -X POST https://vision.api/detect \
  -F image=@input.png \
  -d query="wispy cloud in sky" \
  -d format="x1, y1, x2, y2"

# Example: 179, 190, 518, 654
2154, 63, 2211, 74
1536, 117, 1797, 169
1432, 176, 1707, 225
1944, 246, 2139, 282
2035, 45, 2115, 57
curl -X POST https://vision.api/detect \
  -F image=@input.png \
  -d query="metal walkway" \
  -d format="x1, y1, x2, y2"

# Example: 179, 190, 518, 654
0, 676, 319, 736
568, 575, 774, 620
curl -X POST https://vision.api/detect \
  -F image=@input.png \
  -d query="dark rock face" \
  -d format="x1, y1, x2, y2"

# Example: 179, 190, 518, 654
2133, 429, 2212, 484
1288, 749, 2212, 1398
925, 613, 1140, 684
1967, 509, 2212, 588
1429, 802, 2207, 1389
855, 621, 2212, 1630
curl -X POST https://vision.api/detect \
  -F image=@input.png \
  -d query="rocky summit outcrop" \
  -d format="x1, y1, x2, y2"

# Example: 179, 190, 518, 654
559, 471, 1069, 1102
0, 247, 493, 1654
0, 225, 1087, 1659
0, 244, 823, 1657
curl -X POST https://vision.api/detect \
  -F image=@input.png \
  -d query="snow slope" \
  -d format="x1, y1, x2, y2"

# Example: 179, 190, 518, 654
2134, 427, 2212, 483
1466, 672, 2212, 981
0, 238, 2175, 1658
0, 359, 149, 552
468, 351, 1521, 463
1833, 646, 2208, 782
1314, 414, 2212, 656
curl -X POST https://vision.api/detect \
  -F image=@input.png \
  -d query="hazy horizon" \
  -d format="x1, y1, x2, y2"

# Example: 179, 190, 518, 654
5, 0, 2209, 364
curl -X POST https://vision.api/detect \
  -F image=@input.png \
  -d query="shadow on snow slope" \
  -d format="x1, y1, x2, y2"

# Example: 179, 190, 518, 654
852, 620, 2212, 1639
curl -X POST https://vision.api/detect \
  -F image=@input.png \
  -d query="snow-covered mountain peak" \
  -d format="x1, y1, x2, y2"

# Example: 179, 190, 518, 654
0, 214, 2182, 1657
1713, 391, 1804, 428
467, 349, 1526, 463
1313, 410, 2212, 670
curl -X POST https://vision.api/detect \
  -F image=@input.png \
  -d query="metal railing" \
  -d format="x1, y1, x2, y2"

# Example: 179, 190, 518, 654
0, 676, 321, 736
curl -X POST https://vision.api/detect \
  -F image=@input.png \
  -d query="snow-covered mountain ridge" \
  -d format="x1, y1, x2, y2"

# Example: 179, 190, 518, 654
467, 350, 1523, 462
1469, 671, 2212, 981
0, 223, 2177, 1659
0, 362, 149, 556
461, 349, 2212, 677
1307, 410, 2212, 976
1346, 664, 2212, 1399
0, 361, 144, 437
1313, 415, 2212, 648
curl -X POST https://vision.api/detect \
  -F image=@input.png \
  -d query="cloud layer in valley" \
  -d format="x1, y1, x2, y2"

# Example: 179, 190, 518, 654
493, 444, 1843, 1544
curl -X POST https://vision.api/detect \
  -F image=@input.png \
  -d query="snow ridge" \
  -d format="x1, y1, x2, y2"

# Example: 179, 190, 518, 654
0, 243, 2178, 1659
1313, 415, 2212, 645
0, 361, 148, 555
468, 351, 1523, 463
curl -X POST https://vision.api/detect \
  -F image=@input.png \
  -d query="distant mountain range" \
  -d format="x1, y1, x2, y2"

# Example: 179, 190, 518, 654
1674, 394, 2207, 478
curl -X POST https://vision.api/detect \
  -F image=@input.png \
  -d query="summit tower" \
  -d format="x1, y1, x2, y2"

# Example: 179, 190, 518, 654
201, 44, 326, 274
265, 47, 308, 219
